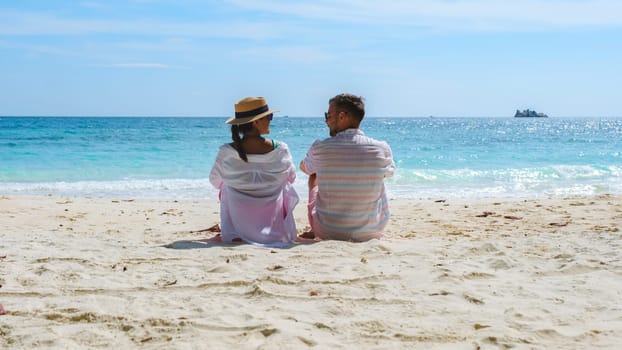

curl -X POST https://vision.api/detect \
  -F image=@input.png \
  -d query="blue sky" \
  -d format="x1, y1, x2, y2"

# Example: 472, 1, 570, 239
1, 0, 621, 117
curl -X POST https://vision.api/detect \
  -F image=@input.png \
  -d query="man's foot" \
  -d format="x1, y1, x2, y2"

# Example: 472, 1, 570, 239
299, 227, 316, 239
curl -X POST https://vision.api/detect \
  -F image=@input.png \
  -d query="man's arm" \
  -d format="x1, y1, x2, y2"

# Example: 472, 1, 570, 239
299, 160, 312, 175
383, 142, 396, 178
301, 140, 320, 175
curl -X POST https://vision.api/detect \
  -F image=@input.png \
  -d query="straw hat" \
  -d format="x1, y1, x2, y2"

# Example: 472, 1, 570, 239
226, 97, 279, 125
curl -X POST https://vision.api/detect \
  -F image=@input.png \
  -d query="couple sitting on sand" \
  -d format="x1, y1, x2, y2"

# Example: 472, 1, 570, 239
208, 93, 395, 245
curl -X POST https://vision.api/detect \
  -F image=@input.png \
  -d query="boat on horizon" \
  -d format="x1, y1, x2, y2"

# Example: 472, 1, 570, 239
514, 109, 548, 118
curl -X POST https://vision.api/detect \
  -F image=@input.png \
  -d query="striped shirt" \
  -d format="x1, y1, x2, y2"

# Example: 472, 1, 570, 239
302, 128, 395, 241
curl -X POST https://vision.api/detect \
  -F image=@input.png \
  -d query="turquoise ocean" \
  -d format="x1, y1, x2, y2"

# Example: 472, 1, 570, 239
1, 116, 621, 199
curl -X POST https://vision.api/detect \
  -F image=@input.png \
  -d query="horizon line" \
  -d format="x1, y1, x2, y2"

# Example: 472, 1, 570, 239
2, 115, 622, 119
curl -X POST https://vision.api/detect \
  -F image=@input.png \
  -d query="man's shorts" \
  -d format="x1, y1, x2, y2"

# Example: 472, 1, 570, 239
307, 186, 383, 242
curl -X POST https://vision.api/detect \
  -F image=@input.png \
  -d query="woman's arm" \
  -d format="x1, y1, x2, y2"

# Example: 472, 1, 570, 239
209, 147, 225, 188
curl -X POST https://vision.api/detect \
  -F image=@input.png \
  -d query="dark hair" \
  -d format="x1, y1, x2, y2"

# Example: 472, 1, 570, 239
329, 93, 365, 122
231, 123, 255, 162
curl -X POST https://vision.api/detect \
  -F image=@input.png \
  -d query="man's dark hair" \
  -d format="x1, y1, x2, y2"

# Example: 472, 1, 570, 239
329, 93, 365, 122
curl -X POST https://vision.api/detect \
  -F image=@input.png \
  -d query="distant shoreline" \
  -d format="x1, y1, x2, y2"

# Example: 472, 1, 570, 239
3, 115, 622, 119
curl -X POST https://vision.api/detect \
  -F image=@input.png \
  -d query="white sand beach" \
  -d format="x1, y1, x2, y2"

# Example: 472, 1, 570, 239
1, 194, 621, 349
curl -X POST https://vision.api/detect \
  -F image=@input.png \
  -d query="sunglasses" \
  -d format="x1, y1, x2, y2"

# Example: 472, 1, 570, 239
266, 113, 273, 121
324, 110, 345, 121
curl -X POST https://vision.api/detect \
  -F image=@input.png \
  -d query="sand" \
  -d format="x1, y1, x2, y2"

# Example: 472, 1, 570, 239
1, 194, 621, 349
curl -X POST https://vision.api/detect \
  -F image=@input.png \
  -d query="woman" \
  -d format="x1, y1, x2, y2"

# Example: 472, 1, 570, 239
209, 97, 299, 246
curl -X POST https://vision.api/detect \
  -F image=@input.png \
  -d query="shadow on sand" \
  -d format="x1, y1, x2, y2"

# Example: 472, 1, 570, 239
163, 224, 319, 249
163, 234, 318, 250
163, 238, 318, 249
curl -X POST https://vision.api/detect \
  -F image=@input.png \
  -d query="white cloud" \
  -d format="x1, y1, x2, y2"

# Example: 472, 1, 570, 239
2, 1, 620, 43
0, 10, 288, 40
227, 0, 622, 30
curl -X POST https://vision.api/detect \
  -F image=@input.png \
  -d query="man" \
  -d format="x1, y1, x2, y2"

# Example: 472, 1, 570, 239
300, 93, 395, 242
